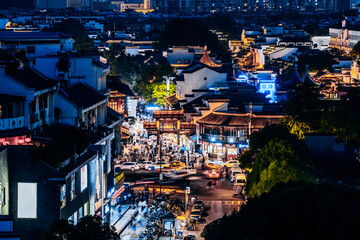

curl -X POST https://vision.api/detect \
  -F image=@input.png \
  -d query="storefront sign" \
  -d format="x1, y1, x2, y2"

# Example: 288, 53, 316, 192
115, 172, 124, 185
227, 147, 238, 155
95, 199, 102, 212
112, 185, 125, 201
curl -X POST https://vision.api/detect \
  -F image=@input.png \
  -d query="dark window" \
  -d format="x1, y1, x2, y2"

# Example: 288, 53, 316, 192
29, 100, 35, 115
177, 59, 181, 64
39, 94, 48, 110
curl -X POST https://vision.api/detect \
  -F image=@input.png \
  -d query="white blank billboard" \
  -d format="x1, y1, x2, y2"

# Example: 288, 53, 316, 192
17, 183, 37, 218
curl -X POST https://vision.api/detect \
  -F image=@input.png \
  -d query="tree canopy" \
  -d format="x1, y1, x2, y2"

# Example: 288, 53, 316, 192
297, 51, 336, 75
157, 18, 231, 61
246, 139, 315, 198
103, 43, 174, 105
44, 215, 119, 240
283, 82, 322, 130
350, 41, 360, 59
202, 181, 360, 240
321, 87, 360, 147
43, 19, 95, 51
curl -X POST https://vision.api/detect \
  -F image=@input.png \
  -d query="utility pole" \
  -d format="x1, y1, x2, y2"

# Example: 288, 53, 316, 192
159, 137, 162, 196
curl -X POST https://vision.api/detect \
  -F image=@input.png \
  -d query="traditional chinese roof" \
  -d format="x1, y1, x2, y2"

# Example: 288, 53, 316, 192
282, 65, 302, 88
164, 93, 180, 108
317, 73, 342, 82
199, 46, 222, 68
153, 110, 184, 119
107, 76, 135, 97
302, 66, 320, 87
197, 112, 282, 127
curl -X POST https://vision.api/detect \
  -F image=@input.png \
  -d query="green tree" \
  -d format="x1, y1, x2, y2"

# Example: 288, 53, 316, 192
238, 124, 299, 172
151, 82, 176, 106
246, 140, 315, 198
282, 116, 314, 139
321, 88, 360, 147
202, 181, 360, 240
284, 82, 322, 130
297, 51, 336, 74
350, 41, 360, 59
249, 124, 299, 150
157, 18, 231, 61
44, 216, 119, 240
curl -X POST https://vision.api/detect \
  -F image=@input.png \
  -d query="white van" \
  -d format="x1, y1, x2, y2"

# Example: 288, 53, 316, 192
233, 174, 246, 195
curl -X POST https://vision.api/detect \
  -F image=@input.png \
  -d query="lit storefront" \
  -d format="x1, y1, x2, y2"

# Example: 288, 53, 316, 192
198, 112, 282, 158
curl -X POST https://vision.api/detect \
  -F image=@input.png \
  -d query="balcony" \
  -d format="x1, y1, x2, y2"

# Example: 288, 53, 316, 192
0, 116, 25, 130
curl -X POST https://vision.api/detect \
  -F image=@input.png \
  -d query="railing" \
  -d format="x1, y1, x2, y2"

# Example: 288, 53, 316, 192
0, 116, 25, 130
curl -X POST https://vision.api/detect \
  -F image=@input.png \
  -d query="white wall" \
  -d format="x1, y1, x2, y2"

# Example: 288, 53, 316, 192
167, 49, 195, 65
55, 93, 78, 125
312, 36, 331, 50
33, 57, 59, 79
177, 67, 227, 98
270, 48, 298, 61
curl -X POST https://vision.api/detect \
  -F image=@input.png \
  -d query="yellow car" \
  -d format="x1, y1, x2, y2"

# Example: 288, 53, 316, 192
169, 161, 185, 170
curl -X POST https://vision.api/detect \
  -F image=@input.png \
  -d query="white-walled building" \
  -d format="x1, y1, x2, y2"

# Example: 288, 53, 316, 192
33, 53, 110, 92
0, 32, 74, 58
0, 65, 57, 132
172, 50, 227, 106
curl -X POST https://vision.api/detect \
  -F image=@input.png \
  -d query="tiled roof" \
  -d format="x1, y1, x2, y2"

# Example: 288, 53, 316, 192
107, 76, 135, 96
164, 93, 180, 108
197, 112, 282, 127
0, 32, 72, 40
7, 68, 56, 91
60, 83, 106, 108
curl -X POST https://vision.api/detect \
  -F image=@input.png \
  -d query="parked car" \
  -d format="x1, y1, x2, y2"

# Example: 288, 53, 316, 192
120, 162, 140, 171
153, 161, 170, 170
184, 166, 196, 175
139, 161, 154, 170
222, 160, 240, 169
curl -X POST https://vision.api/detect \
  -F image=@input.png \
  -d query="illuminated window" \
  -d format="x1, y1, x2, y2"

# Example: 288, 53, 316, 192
80, 165, 88, 192
17, 183, 37, 218
70, 174, 76, 200
60, 184, 66, 207
108, 100, 118, 112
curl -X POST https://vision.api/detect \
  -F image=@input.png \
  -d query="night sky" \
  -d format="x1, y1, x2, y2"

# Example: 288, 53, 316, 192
0, 0, 34, 9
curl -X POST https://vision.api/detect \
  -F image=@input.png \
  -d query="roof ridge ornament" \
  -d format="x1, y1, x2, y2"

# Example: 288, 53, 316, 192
199, 45, 222, 68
